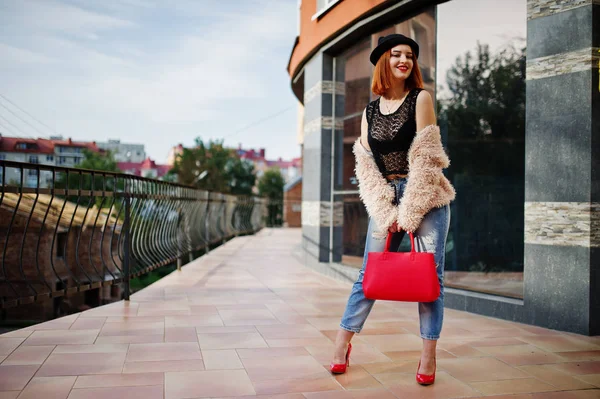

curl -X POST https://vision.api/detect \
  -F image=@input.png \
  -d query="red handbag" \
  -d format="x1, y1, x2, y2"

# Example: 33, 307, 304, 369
363, 232, 440, 302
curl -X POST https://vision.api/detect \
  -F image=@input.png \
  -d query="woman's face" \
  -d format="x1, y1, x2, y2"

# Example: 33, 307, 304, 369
388, 44, 414, 81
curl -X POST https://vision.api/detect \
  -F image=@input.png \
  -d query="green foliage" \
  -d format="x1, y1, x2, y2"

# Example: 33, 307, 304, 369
258, 168, 285, 199
437, 41, 527, 274
55, 150, 124, 209
258, 168, 285, 226
170, 138, 256, 195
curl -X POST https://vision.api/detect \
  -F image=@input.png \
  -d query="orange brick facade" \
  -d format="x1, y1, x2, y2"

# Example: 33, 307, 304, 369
288, 0, 394, 79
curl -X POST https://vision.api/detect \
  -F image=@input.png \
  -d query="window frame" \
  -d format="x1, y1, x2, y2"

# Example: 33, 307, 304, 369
312, 0, 342, 21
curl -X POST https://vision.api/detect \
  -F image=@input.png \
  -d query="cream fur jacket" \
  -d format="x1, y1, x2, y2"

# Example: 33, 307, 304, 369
353, 124, 455, 235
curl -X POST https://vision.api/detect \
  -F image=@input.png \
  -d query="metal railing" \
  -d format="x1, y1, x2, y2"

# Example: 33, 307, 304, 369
0, 161, 267, 309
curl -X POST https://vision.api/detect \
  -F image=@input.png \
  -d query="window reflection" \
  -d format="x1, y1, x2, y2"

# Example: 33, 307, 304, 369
438, 0, 526, 298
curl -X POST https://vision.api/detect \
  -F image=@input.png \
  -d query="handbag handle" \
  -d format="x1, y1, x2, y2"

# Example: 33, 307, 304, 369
384, 231, 416, 253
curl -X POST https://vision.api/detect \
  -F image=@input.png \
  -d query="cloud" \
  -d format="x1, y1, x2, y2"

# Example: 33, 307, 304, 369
0, 0, 299, 160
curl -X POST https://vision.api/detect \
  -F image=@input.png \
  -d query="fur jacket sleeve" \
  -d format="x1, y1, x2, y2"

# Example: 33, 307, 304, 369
353, 124, 456, 234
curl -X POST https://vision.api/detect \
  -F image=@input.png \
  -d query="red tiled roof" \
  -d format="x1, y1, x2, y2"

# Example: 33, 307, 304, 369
117, 157, 171, 178
0, 136, 100, 154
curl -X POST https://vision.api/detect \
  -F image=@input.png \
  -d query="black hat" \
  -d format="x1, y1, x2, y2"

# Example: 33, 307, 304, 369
369, 34, 419, 65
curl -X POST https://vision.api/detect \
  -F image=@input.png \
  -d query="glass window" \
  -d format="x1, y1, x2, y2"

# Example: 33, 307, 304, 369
316, 0, 341, 15
437, 0, 526, 298
29, 155, 39, 164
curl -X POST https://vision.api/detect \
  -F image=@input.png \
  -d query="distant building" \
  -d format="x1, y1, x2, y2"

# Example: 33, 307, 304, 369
117, 157, 171, 180
283, 175, 302, 228
236, 144, 302, 183
0, 134, 101, 187
166, 144, 184, 167
97, 139, 146, 163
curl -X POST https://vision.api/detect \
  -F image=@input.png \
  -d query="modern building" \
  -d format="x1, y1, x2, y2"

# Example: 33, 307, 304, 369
117, 157, 171, 180
96, 139, 146, 163
288, 0, 598, 335
0, 135, 101, 187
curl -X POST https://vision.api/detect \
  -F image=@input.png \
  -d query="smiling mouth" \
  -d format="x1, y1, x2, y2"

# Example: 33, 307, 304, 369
397, 66, 408, 72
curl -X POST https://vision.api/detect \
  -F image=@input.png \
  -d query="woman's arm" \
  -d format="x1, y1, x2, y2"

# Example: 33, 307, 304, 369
360, 108, 371, 151
416, 89, 436, 131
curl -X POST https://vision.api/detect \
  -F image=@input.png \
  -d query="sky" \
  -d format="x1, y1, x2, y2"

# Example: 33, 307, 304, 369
0, 0, 300, 163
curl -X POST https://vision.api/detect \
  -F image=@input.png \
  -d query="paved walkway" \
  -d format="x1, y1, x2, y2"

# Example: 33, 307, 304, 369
0, 228, 599, 399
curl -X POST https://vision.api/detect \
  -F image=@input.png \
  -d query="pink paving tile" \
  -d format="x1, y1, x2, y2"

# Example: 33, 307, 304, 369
256, 324, 327, 340
0, 392, 19, 399
165, 327, 198, 342
126, 342, 202, 362
265, 337, 333, 348
241, 355, 330, 381
74, 373, 164, 388
2, 345, 54, 365
252, 376, 341, 396
356, 334, 423, 352
22, 330, 99, 346
31, 315, 79, 330
0, 365, 39, 390
67, 385, 163, 399
69, 318, 106, 330
165, 369, 256, 398
201, 349, 243, 370
94, 335, 163, 344
36, 353, 126, 377
518, 335, 600, 353
304, 389, 399, 399
518, 364, 595, 390
218, 309, 277, 322
99, 322, 164, 337
437, 357, 529, 382
53, 344, 128, 354
550, 361, 600, 376
18, 376, 76, 399
164, 315, 223, 328
477, 344, 567, 366
122, 359, 205, 373
557, 351, 600, 361
0, 329, 33, 338
105, 316, 165, 323
236, 347, 311, 359
195, 326, 257, 334
532, 391, 600, 399
332, 365, 385, 390
386, 371, 481, 398
197, 332, 268, 350
469, 378, 557, 395
0, 338, 25, 356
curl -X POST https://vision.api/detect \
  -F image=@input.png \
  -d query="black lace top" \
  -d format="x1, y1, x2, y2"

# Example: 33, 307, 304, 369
366, 88, 423, 176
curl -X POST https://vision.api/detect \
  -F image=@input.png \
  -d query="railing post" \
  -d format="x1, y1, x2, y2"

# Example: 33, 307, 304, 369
123, 188, 131, 301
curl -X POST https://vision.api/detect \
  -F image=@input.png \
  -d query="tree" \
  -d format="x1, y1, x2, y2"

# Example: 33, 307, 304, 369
55, 150, 123, 209
258, 168, 285, 226
170, 137, 256, 195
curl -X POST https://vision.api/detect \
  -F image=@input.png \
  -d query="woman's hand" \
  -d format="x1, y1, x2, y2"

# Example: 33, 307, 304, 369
388, 221, 399, 233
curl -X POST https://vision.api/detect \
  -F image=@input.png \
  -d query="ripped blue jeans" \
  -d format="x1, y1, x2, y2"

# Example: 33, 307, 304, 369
339, 178, 450, 340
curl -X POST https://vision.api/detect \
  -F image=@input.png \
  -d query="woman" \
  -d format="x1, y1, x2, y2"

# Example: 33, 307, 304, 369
329, 34, 455, 386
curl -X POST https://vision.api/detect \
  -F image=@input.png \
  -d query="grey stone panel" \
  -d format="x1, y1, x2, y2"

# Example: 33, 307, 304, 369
334, 129, 344, 189
528, 5, 593, 59
305, 53, 325, 90
591, 247, 600, 334
302, 145, 323, 202
524, 243, 591, 334
319, 129, 333, 202
304, 93, 323, 121
525, 111, 592, 202
592, 44, 600, 201
321, 93, 333, 118
526, 70, 592, 121
302, 225, 321, 261
319, 226, 331, 262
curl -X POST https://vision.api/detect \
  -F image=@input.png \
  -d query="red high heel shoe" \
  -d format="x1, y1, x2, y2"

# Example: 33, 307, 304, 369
416, 358, 436, 385
330, 342, 352, 374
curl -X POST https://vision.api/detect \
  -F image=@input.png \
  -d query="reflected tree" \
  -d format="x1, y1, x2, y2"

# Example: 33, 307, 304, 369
438, 41, 526, 273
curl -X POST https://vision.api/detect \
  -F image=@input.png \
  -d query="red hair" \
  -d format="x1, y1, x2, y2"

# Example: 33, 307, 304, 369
371, 50, 424, 96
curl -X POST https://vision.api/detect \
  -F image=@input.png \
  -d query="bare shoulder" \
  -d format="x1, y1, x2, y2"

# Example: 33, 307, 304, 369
415, 89, 436, 130
416, 89, 433, 106
360, 107, 371, 150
